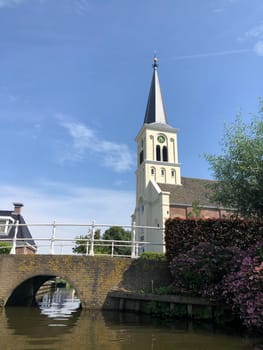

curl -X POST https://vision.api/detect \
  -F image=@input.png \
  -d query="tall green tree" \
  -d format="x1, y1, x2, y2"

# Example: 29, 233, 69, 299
205, 103, 263, 217
102, 226, 131, 256
72, 226, 131, 255
72, 229, 101, 254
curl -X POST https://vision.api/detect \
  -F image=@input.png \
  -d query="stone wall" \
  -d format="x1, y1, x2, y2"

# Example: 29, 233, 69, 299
0, 255, 171, 309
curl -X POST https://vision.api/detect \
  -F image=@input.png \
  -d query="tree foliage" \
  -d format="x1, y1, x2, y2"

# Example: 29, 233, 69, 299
72, 226, 131, 256
0, 242, 11, 254
102, 226, 131, 255
72, 229, 101, 254
205, 103, 263, 217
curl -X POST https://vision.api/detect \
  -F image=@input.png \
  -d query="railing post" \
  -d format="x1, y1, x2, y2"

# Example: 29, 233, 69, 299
111, 241, 114, 257
50, 220, 56, 255
85, 239, 89, 256
60, 242, 64, 255
89, 221, 95, 256
131, 220, 136, 258
10, 220, 19, 255
136, 242, 139, 258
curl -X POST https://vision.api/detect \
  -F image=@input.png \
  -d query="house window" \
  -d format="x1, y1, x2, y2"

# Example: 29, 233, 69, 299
0, 217, 14, 234
0, 220, 6, 233
163, 146, 168, 162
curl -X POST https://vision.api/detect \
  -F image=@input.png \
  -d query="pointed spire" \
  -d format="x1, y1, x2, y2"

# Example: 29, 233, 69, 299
144, 55, 168, 125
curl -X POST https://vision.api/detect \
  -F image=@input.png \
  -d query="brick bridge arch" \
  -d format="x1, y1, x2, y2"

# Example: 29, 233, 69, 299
0, 255, 170, 309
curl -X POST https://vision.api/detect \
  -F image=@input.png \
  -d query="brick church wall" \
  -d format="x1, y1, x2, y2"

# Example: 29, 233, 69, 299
170, 205, 233, 219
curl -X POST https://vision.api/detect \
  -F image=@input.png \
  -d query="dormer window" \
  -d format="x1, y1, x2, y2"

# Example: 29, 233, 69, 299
0, 217, 14, 235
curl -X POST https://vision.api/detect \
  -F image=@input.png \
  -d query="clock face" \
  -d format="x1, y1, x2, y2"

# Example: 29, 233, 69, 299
157, 135, 165, 143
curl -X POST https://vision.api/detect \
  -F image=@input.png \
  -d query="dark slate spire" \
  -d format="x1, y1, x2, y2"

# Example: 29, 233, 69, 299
144, 55, 168, 125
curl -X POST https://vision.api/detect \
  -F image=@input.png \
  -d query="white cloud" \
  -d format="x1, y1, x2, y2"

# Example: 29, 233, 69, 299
212, 8, 223, 14
0, 182, 135, 253
245, 24, 263, 39
242, 23, 263, 57
212, 0, 240, 14
173, 48, 251, 60
57, 114, 134, 172
75, 0, 90, 16
253, 41, 263, 56
0, 0, 23, 7
0, 0, 38, 8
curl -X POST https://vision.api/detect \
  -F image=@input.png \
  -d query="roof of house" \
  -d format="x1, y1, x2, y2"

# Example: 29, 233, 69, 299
0, 210, 36, 247
158, 177, 218, 207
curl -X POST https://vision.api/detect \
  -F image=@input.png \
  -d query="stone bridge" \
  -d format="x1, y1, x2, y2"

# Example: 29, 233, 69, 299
0, 255, 171, 309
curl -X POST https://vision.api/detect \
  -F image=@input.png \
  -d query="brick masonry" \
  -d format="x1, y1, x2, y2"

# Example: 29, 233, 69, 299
0, 255, 172, 309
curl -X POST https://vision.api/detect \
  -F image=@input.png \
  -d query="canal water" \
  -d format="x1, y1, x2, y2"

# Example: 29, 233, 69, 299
0, 288, 260, 350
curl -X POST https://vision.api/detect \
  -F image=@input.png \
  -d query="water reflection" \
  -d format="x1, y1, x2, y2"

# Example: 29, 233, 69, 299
39, 288, 80, 321
0, 289, 260, 350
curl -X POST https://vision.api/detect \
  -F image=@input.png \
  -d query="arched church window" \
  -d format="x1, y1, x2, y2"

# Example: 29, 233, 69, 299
161, 168, 165, 176
163, 146, 168, 162
140, 150, 144, 164
151, 167, 155, 175
156, 145, 161, 161
171, 169, 175, 177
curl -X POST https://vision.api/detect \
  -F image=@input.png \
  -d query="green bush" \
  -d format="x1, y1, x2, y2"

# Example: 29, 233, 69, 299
145, 301, 187, 318
0, 242, 12, 254
170, 242, 236, 297
139, 252, 166, 262
153, 285, 174, 295
165, 217, 262, 262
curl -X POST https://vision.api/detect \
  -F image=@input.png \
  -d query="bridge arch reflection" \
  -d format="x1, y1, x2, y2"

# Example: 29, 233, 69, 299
6, 274, 81, 308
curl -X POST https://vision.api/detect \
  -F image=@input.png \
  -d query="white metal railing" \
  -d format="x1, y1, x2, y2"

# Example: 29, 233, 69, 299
0, 221, 165, 258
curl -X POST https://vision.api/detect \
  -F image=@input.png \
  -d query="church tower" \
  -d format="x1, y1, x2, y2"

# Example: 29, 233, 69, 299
133, 56, 181, 253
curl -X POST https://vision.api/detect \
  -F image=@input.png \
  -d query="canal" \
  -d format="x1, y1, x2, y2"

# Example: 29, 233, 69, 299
0, 288, 260, 350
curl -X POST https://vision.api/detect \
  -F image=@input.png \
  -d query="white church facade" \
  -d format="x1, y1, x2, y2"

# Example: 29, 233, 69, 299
132, 57, 232, 253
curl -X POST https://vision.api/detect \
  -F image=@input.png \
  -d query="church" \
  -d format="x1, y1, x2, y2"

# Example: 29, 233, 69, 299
132, 57, 232, 253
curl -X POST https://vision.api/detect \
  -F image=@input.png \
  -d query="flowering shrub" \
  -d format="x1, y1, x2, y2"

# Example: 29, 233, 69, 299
222, 241, 263, 332
169, 240, 263, 332
169, 242, 237, 298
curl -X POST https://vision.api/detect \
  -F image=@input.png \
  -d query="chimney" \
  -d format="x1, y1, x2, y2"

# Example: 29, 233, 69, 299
13, 203, 24, 215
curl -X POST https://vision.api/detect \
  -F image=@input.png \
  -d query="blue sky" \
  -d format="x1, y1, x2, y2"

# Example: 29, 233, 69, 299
0, 0, 262, 234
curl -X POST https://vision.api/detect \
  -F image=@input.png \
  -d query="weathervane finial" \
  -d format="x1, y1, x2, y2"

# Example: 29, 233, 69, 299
153, 52, 158, 69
